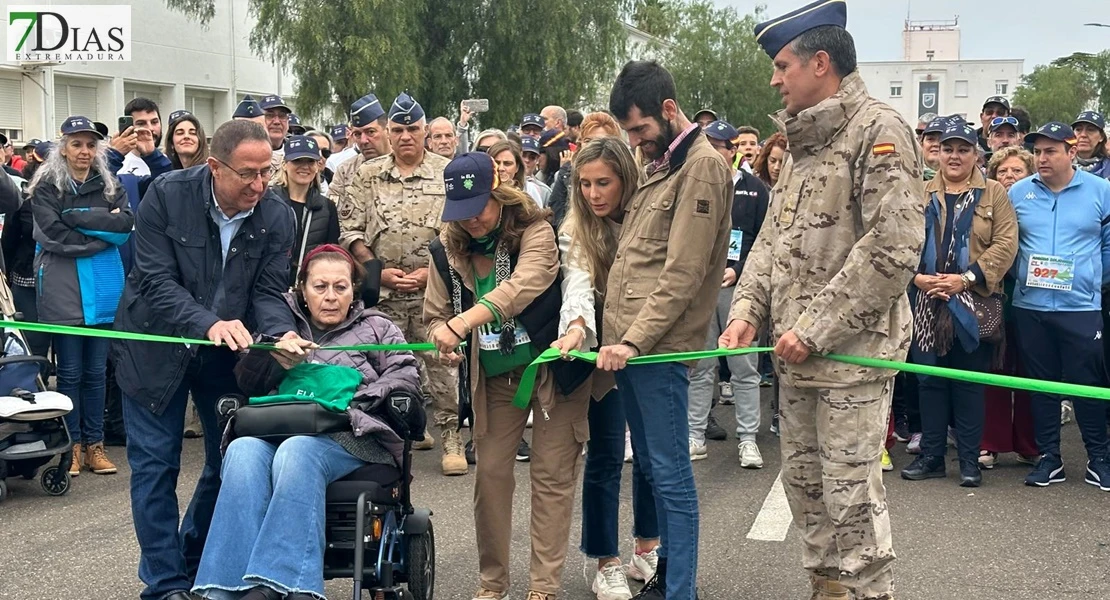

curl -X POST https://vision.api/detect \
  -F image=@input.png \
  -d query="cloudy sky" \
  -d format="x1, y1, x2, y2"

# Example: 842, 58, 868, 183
719, 0, 1110, 72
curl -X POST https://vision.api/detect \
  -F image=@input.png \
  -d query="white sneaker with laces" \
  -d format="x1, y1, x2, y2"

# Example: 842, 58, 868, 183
690, 440, 708, 461
591, 563, 632, 600
739, 440, 763, 469
624, 430, 633, 463
627, 547, 658, 582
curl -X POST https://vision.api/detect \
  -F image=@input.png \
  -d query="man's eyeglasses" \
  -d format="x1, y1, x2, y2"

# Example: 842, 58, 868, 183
265, 112, 290, 122
214, 157, 272, 183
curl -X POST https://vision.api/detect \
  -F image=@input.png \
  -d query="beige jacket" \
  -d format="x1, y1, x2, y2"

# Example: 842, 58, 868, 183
730, 72, 927, 389
423, 219, 560, 437
603, 131, 733, 357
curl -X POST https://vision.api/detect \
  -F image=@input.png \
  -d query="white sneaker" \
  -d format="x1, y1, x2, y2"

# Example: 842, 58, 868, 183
591, 562, 632, 600
906, 432, 922, 454
624, 430, 633, 463
527, 410, 534, 428
627, 546, 658, 582
690, 440, 708, 461
739, 440, 763, 469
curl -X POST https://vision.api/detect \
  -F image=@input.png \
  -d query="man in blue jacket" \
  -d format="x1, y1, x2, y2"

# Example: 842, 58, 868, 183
1009, 121, 1110, 491
112, 120, 301, 600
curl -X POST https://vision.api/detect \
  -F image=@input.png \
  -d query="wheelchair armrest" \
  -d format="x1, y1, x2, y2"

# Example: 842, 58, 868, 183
386, 391, 427, 442
216, 394, 248, 418
0, 355, 51, 369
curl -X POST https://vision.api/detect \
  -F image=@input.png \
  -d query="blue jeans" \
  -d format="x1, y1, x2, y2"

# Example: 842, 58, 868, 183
123, 347, 238, 600
615, 364, 699, 600
56, 332, 110, 445
581, 389, 659, 559
193, 436, 365, 600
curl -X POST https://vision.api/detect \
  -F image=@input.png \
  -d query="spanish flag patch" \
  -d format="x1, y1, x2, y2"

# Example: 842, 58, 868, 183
872, 143, 896, 156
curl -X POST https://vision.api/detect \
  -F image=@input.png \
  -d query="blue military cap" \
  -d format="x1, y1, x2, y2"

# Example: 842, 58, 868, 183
1073, 111, 1106, 133
288, 114, 306, 135
60, 115, 104, 139
754, 0, 847, 60
520, 114, 544, 130
1026, 122, 1078, 146
33, 141, 56, 161
940, 123, 978, 146
350, 94, 385, 128
260, 94, 291, 113
704, 120, 739, 147
331, 124, 349, 141
234, 96, 263, 119
283, 135, 322, 162
168, 109, 192, 123
520, 136, 541, 156
389, 92, 425, 125
922, 116, 949, 135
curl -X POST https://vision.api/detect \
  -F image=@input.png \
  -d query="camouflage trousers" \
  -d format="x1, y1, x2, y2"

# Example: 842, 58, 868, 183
377, 297, 459, 430
779, 379, 895, 600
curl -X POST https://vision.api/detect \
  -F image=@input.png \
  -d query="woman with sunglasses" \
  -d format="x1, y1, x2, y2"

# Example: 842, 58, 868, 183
1072, 111, 1110, 179
271, 135, 340, 288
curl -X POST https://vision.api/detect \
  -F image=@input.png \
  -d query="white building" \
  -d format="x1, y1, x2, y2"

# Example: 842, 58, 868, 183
857, 19, 1024, 125
1, 0, 295, 144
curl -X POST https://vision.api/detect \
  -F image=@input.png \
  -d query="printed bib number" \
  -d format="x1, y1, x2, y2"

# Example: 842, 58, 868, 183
727, 229, 743, 262
479, 328, 532, 351
1026, 254, 1074, 291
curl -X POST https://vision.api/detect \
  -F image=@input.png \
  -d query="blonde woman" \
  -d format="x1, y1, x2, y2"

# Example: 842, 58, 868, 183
271, 135, 340, 287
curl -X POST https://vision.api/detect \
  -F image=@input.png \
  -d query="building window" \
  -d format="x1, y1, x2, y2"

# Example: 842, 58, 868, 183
995, 81, 1009, 95
890, 82, 903, 98
54, 82, 99, 128
0, 78, 23, 138
184, 93, 216, 135
954, 80, 969, 98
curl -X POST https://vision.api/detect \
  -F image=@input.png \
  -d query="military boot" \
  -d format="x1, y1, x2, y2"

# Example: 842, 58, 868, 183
810, 576, 851, 600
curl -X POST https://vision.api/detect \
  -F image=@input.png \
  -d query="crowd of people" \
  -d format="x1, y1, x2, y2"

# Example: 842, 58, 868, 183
4, 1, 1110, 600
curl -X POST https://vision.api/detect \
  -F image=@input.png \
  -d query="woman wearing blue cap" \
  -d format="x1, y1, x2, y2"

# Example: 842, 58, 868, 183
28, 115, 135, 477
1073, 111, 1110, 179
902, 122, 1018, 487
424, 152, 586, 600
272, 134, 340, 287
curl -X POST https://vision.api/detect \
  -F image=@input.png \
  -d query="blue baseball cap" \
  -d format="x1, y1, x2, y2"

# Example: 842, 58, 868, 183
331, 124, 349, 141
22, 138, 42, 149
520, 136, 541, 156
60, 115, 104, 139
982, 96, 1010, 111
1073, 111, 1106, 132
288, 114, 306, 134
704, 120, 739, 146
940, 122, 978, 146
754, 0, 847, 59
442, 152, 497, 222
350, 94, 385, 128
168, 109, 192, 123
1025, 122, 1078, 146
520, 114, 544, 130
283, 135, 322, 162
389, 92, 425, 125
33, 141, 55, 161
260, 94, 291, 113
539, 128, 568, 149
234, 96, 263, 119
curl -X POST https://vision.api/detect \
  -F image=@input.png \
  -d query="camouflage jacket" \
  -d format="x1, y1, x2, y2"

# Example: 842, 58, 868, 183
730, 72, 926, 388
338, 151, 450, 301
327, 152, 368, 212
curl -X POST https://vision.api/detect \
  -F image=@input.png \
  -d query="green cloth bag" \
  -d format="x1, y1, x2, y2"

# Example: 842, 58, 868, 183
249, 362, 364, 413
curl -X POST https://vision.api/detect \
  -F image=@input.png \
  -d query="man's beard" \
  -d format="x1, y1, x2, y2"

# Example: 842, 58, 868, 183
643, 118, 675, 161
153, 131, 163, 147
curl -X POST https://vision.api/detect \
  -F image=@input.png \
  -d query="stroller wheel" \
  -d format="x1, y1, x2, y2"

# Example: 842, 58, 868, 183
40, 467, 71, 496
0, 480, 7, 503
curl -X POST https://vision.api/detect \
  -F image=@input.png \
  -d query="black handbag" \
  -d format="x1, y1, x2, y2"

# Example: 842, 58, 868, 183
229, 401, 350, 445
973, 293, 1005, 345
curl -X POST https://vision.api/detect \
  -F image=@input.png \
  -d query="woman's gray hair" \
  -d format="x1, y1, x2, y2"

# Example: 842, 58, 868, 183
471, 128, 507, 151
28, 134, 120, 198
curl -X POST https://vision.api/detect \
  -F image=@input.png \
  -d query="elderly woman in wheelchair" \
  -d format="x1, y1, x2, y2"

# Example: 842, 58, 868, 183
191, 245, 421, 600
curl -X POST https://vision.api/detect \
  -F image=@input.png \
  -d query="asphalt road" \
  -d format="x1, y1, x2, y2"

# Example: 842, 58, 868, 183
1, 392, 1108, 600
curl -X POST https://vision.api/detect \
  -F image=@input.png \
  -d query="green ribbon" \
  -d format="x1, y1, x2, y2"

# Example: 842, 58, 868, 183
510, 346, 1110, 409
0, 320, 439, 353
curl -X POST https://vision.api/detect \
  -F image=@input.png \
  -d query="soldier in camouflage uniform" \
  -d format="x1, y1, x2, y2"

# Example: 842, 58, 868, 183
338, 93, 465, 476
720, 2, 925, 599
328, 94, 392, 211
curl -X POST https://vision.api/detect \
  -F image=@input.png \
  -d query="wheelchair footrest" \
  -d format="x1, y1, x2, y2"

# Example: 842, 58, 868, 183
366, 585, 409, 599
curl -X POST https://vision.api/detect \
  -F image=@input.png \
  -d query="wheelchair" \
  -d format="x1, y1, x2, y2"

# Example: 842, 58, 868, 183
219, 391, 435, 600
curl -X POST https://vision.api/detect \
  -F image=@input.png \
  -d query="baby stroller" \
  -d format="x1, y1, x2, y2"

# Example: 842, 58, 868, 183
0, 266, 73, 503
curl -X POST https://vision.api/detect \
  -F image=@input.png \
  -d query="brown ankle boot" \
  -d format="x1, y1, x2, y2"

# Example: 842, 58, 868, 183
810, 576, 851, 600
84, 442, 118, 474
441, 429, 468, 476
69, 443, 83, 476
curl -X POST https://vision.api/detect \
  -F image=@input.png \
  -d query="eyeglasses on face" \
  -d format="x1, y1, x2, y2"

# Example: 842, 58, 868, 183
214, 156, 272, 183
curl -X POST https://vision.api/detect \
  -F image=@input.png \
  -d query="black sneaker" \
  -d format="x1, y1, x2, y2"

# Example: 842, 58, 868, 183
516, 438, 531, 462
901, 455, 945, 480
893, 417, 910, 443
1084, 457, 1110, 491
705, 415, 727, 441
958, 459, 982, 488
631, 558, 666, 600
465, 439, 476, 465
1024, 454, 1066, 487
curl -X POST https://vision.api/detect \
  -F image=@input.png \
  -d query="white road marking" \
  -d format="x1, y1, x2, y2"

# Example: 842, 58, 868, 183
746, 471, 792, 542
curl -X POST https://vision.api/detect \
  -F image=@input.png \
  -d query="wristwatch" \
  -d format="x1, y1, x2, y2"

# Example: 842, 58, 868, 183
963, 270, 977, 284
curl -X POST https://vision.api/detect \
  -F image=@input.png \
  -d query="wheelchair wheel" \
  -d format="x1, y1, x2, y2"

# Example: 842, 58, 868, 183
405, 521, 434, 600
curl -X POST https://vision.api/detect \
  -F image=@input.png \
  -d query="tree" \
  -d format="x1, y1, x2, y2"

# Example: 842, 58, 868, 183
660, 2, 780, 136
1052, 51, 1110, 117
631, 0, 680, 40
1012, 64, 1096, 127
164, 0, 629, 128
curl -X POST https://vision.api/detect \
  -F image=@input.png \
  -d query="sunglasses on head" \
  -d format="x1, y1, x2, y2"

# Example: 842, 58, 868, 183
475, 145, 491, 153
990, 116, 1019, 129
